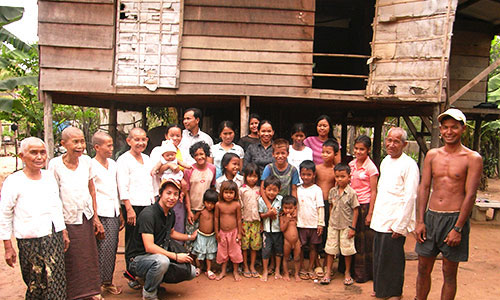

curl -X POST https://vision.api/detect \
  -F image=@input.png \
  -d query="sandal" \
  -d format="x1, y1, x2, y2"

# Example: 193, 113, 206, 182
308, 271, 318, 280
320, 277, 331, 285
299, 271, 310, 280
127, 280, 142, 290
344, 277, 354, 286
195, 267, 201, 277
101, 284, 122, 295
251, 271, 260, 278
242, 271, 252, 278
206, 270, 216, 280
314, 266, 324, 277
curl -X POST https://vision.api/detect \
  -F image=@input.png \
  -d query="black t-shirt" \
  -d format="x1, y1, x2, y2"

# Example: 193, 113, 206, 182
126, 201, 176, 261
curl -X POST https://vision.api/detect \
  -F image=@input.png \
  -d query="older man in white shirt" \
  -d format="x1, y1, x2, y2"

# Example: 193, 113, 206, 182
370, 127, 419, 300
178, 108, 213, 165
1, 137, 69, 299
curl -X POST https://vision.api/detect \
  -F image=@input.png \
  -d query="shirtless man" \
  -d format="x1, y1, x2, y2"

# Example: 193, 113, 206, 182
415, 108, 483, 300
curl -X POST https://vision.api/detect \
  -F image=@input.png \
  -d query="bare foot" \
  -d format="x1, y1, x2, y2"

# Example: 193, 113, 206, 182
274, 272, 282, 280
283, 273, 290, 281
233, 270, 242, 282
260, 273, 268, 282
295, 273, 301, 282
216, 272, 226, 281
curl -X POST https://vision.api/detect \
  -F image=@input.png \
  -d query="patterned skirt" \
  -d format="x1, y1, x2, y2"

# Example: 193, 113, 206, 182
353, 203, 375, 283
97, 216, 121, 284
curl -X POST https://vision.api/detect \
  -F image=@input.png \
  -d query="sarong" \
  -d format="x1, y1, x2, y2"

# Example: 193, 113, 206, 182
353, 203, 375, 283
65, 215, 101, 300
17, 230, 66, 300
373, 232, 406, 298
97, 216, 121, 284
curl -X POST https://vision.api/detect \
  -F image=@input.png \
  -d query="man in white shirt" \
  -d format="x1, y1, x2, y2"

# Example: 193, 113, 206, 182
1, 137, 69, 299
178, 108, 214, 165
370, 127, 419, 300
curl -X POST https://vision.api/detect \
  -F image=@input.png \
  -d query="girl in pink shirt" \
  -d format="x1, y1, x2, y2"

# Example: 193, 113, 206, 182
348, 135, 379, 283
304, 115, 341, 165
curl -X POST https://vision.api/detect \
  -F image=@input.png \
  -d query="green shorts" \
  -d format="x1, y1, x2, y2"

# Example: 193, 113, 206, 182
241, 220, 262, 251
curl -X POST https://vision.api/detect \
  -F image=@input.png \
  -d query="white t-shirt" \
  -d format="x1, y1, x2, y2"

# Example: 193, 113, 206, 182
0, 170, 66, 239
48, 155, 95, 224
215, 173, 244, 193
178, 129, 214, 165
92, 158, 121, 218
116, 151, 155, 206
296, 184, 324, 228
288, 145, 313, 174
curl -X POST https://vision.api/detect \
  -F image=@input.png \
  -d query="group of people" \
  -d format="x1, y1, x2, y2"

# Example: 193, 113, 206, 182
0, 107, 482, 300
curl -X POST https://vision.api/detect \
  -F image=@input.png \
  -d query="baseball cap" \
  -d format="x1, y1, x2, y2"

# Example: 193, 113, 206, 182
437, 108, 466, 124
159, 178, 181, 190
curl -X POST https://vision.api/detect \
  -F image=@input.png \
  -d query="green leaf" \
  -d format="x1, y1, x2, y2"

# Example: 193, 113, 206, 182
0, 96, 13, 112
0, 75, 37, 90
0, 28, 31, 53
488, 72, 500, 92
0, 6, 23, 27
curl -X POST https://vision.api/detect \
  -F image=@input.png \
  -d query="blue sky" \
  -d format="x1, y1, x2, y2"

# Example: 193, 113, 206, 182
1, 0, 38, 44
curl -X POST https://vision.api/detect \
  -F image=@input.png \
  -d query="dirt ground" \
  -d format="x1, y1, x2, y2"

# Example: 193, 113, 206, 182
1, 155, 500, 299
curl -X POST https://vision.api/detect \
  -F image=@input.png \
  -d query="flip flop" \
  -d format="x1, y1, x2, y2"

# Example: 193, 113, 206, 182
206, 270, 216, 280
251, 271, 260, 278
320, 277, 331, 285
308, 271, 318, 280
344, 278, 354, 286
314, 266, 324, 277
195, 267, 201, 277
299, 271, 310, 280
242, 271, 252, 278
101, 284, 122, 295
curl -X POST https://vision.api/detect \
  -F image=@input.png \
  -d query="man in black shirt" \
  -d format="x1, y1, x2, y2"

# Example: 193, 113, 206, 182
126, 179, 197, 300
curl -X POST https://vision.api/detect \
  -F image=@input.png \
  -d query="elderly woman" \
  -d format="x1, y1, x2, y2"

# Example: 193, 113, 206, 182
0, 137, 69, 299
243, 119, 275, 175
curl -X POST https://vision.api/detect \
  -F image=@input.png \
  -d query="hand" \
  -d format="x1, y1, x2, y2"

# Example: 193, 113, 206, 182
179, 192, 185, 203
4, 247, 16, 267
270, 208, 277, 220
365, 213, 372, 226
94, 218, 105, 240
119, 215, 125, 231
347, 229, 355, 239
126, 207, 136, 226
317, 226, 323, 236
176, 253, 194, 263
415, 222, 427, 244
292, 209, 297, 218
190, 230, 198, 241
391, 231, 403, 239
187, 211, 195, 225
444, 229, 462, 247
150, 169, 158, 177
236, 233, 242, 245
216, 233, 221, 243
62, 229, 70, 252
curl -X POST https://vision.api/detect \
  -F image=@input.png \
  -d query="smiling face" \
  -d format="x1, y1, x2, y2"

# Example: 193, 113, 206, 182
291, 131, 306, 147
245, 172, 259, 187
353, 142, 369, 162
316, 119, 330, 138
440, 118, 465, 145
220, 127, 235, 146
20, 141, 47, 171
162, 151, 177, 162
159, 184, 180, 209
385, 130, 406, 159
264, 184, 280, 201
95, 136, 114, 159
61, 131, 86, 158
166, 127, 182, 147
225, 157, 240, 177
127, 129, 148, 155
273, 146, 289, 167
183, 111, 199, 132
193, 147, 207, 167
249, 118, 260, 135
258, 123, 274, 144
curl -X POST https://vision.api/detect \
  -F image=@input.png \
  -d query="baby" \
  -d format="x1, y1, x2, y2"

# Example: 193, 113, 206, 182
151, 141, 189, 182
280, 195, 302, 282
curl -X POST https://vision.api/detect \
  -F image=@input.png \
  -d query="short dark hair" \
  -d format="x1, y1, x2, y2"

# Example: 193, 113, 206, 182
189, 141, 211, 158
203, 189, 218, 204
258, 119, 273, 131
282, 195, 297, 206
272, 138, 289, 153
158, 181, 180, 196
263, 175, 281, 190
218, 120, 236, 136
323, 138, 339, 153
334, 163, 351, 175
165, 124, 182, 136
243, 162, 260, 182
354, 135, 371, 149
220, 152, 240, 172
299, 160, 315, 173
291, 123, 306, 136
185, 108, 202, 120
249, 113, 261, 124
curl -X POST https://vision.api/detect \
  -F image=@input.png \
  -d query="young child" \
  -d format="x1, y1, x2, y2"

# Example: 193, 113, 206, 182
280, 195, 302, 282
183, 141, 216, 252
215, 181, 243, 281
296, 160, 325, 280
239, 163, 262, 278
151, 141, 190, 182
215, 152, 244, 192
260, 138, 300, 207
92, 131, 124, 295
192, 189, 218, 280
258, 175, 283, 282
322, 164, 359, 286
288, 123, 313, 174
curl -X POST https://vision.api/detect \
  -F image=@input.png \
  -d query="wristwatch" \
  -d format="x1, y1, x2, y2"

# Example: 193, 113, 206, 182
453, 226, 462, 233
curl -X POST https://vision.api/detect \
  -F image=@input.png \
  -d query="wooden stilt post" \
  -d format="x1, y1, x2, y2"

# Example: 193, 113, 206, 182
373, 116, 384, 167
431, 105, 441, 149
141, 107, 147, 130
240, 96, 250, 138
42, 91, 54, 159
473, 118, 482, 151
341, 121, 347, 162
109, 104, 118, 154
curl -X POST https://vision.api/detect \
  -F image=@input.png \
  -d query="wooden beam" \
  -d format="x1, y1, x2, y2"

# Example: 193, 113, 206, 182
419, 115, 432, 133
109, 104, 118, 156
473, 118, 482, 151
430, 105, 441, 149
403, 116, 429, 154
449, 58, 500, 105
42, 91, 54, 160
240, 96, 250, 138
141, 107, 147, 130
341, 122, 347, 162
373, 116, 384, 168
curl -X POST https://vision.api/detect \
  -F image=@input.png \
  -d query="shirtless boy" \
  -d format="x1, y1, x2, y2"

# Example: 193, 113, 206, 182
280, 196, 302, 282
415, 109, 483, 300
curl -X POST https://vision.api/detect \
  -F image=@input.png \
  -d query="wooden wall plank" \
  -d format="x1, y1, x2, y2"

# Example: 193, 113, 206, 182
42, 0, 113, 3
39, 1, 114, 25
184, 6, 314, 25
40, 69, 114, 92
180, 71, 312, 87
40, 46, 114, 71
181, 48, 312, 64
176, 83, 312, 97
184, 0, 315, 11
39, 23, 114, 49
183, 36, 313, 52
180, 60, 312, 76
450, 79, 487, 93
183, 21, 314, 40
